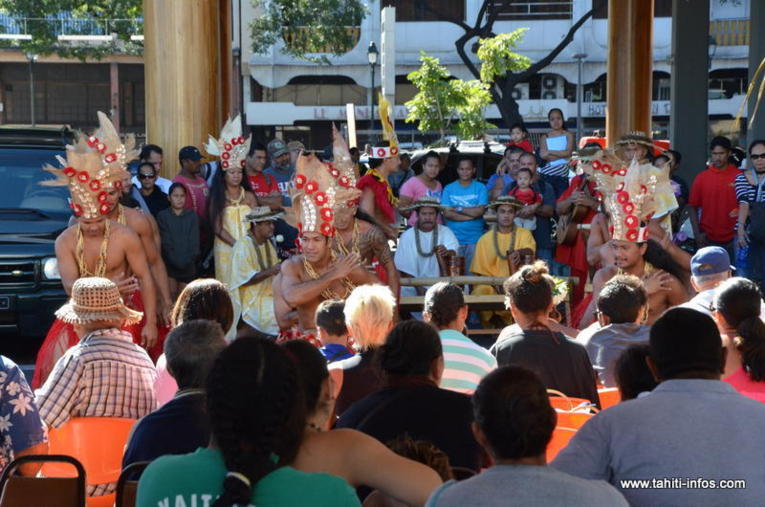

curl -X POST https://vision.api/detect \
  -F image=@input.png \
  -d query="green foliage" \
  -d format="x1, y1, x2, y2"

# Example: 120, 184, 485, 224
405, 52, 495, 141
250, 0, 367, 63
477, 29, 532, 84
0, 0, 143, 60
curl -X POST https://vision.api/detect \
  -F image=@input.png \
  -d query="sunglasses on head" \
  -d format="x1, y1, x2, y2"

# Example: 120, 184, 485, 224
138, 173, 156, 180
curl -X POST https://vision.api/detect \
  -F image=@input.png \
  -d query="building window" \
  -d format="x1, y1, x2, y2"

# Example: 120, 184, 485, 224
384, 0, 465, 22
493, 0, 573, 21
593, 0, 671, 19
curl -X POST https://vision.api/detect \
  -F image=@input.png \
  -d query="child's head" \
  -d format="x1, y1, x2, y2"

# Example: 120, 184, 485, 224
168, 182, 187, 210
315, 299, 348, 344
510, 123, 528, 143
516, 167, 532, 188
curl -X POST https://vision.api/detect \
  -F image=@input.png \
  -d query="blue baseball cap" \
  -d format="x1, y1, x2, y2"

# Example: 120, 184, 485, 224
690, 246, 734, 277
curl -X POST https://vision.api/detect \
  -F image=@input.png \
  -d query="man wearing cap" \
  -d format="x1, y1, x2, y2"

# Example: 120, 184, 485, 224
470, 196, 536, 328
36, 277, 157, 497
394, 197, 459, 298
265, 138, 295, 207
229, 207, 284, 336
173, 146, 209, 220
681, 246, 735, 316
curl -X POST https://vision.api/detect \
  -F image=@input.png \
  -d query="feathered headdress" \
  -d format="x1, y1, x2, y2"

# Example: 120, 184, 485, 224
41, 111, 136, 218
371, 93, 400, 159
291, 127, 361, 237
205, 114, 251, 171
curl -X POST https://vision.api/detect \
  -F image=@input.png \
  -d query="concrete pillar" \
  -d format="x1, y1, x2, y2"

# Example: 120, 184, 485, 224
606, 0, 654, 145
749, 0, 765, 144
670, 0, 709, 180
144, 0, 230, 179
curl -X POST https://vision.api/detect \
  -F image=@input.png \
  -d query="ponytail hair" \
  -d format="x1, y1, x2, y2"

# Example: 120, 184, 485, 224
207, 337, 306, 507
714, 277, 765, 381
502, 260, 554, 315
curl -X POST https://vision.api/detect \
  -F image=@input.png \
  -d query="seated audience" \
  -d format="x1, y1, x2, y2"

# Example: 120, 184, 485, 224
613, 344, 658, 401
577, 275, 650, 387
681, 246, 734, 316
337, 321, 483, 472
423, 282, 497, 394
283, 340, 442, 506
491, 262, 599, 405
154, 279, 235, 406
713, 277, 765, 402
330, 285, 396, 415
123, 320, 227, 469
36, 277, 156, 497
0, 355, 47, 477
427, 366, 627, 506
553, 308, 765, 506
137, 337, 360, 507
316, 300, 354, 363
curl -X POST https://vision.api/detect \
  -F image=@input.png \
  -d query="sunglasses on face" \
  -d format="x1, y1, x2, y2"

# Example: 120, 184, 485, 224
138, 173, 156, 180
750, 154, 765, 160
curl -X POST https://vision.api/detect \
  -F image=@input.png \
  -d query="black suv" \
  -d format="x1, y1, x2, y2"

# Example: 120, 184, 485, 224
0, 126, 73, 342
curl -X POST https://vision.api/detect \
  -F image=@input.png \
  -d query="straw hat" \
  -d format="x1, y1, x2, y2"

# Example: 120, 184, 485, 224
400, 196, 449, 212
245, 206, 284, 223
487, 195, 524, 210
55, 277, 143, 325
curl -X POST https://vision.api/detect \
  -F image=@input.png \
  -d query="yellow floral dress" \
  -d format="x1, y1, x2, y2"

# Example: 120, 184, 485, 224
214, 188, 251, 287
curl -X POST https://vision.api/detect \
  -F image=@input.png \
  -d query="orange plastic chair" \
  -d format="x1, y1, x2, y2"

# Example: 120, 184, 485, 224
546, 427, 578, 462
41, 417, 137, 507
598, 387, 622, 409
547, 389, 594, 412
555, 411, 594, 429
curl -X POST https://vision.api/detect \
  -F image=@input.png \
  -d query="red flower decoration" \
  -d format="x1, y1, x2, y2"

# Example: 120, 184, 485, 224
320, 207, 334, 222
640, 185, 648, 194
601, 164, 612, 174
96, 142, 106, 153
616, 191, 629, 204
240, 160, 246, 168
114, 180, 123, 190
99, 203, 111, 215
314, 192, 328, 206
390, 146, 399, 156
329, 167, 340, 178
77, 171, 89, 183
295, 174, 307, 188
72, 203, 83, 216
97, 191, 108, 203
224, 143, 233, 151
624, 215, 639, 229
237, 136, 245, 144
231, 137, 239, 146
592, 160, 602, 171
305, 181, 318, 194
221, 152, 231, 160
623, 203, 635, 214
626, 228, 639, 242
338, 176, 351, 188
616, 182, 624, 192
89, 180, 101, 192
617, 168, 628, 176
297, 222, 303, 234
347, 197, 360, 208
63, 167, 77, 178
222, 160, 230, 169
320, 222, 334, 236
87, 136, 98, 148
104, 153, 117, 163
376, 148, 387, 158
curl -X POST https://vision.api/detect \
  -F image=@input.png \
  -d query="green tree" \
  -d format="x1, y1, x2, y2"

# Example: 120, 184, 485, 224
0, 0, 143, 60
250, 0, 367, 63
405, 52, 495, 142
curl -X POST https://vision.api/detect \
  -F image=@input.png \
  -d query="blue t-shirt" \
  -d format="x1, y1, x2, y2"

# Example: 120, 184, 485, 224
503, 179, 556, 249
485, 173, 514, 192
264, 165, 295, 207
441, 180, 489, 245
320, 344, 355, 363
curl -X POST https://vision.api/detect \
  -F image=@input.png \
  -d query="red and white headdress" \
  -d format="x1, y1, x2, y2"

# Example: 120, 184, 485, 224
41, 111, 136, 218
291, 127, 361, 237
205, 114, 251, 171
370, 93, 400, 159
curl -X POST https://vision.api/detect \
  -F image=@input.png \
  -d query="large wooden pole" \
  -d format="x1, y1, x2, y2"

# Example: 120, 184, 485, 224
144, 0, 231, 178
606, 0, 654, 145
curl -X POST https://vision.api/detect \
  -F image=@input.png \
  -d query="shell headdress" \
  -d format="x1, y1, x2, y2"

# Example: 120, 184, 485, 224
41, 111, 136, 218
205, 114, 251, 172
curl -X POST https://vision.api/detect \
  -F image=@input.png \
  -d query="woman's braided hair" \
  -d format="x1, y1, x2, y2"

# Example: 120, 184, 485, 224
208, 336, 306, 507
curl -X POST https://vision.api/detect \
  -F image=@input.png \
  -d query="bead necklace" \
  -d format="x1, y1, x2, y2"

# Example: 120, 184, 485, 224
251, 234, 275, 271
76, 219, 111, 277
492, 225, 517, 260
334, 220, 360, 256
414, 224, 438, 258
302, 251, 356, 300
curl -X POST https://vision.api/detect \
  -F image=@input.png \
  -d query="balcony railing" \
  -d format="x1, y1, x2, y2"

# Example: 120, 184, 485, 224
710, 19, 749, 47
492, 0, 573, 21
0, 14, 142, 37
281, 26, 361, 54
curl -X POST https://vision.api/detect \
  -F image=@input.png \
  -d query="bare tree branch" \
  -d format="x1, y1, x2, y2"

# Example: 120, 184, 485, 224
420, 2, 473, 32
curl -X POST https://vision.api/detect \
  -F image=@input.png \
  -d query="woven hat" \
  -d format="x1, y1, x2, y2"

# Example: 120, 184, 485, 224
205, 115, 252, 172
291, 126, 361, 237
245, 206, 284, 223
487, 195, 524, 210
400, 195, 449, 212
615, 131, 657, 149
55, 277, 143, 325
41, 111, 137, 218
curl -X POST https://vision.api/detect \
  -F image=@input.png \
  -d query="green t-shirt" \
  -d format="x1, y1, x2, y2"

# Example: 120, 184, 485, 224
137, 447, 360, 507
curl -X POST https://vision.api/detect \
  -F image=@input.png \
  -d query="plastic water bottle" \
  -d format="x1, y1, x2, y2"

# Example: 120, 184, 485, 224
737, 245, 749, 273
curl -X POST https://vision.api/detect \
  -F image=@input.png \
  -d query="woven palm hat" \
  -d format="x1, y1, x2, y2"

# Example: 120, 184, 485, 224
55, 277, 143, 325
400, 196, 449, 212
487, 195, 524, 210
615, 131, 657, 149
245, 206, 284, 223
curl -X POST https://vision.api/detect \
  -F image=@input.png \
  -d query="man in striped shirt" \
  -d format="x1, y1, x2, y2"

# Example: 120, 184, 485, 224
423, 282, 496, 394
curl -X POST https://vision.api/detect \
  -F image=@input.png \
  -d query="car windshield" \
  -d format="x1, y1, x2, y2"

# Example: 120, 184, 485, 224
0, 148, 70, 212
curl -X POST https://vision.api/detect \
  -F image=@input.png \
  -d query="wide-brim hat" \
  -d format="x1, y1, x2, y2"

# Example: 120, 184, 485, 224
245, 206, 284, 223
487, 195, 523, 210
400, 196, 449, 212
55, 277, 143, 325
615, 131, 657, 149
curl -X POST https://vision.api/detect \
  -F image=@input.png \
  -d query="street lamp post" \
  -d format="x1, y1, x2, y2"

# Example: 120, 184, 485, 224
367, 41, 379, 142
25, 52, 37, 127
573, 53, 587, 145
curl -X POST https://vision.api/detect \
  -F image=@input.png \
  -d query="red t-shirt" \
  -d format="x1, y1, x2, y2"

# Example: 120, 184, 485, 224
249, 173, 279, 198
508, 139, 534, 153
688, 163, 739, 243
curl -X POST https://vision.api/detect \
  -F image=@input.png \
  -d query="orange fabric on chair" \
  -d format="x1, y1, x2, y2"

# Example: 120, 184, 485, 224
548, 390, 593, 412
555, 411, 594, 429
41, 417, 137, 506
546, 427, 578, 462
598, 387, 622, 409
